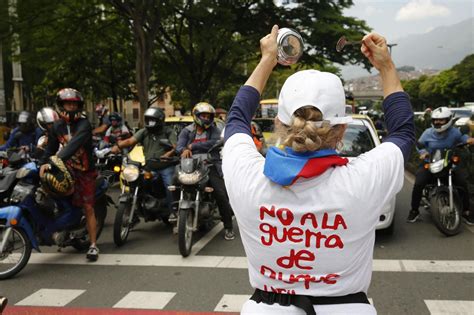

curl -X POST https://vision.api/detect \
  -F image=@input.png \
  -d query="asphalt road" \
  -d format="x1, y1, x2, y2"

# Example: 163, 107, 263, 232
1, 173, 473, 314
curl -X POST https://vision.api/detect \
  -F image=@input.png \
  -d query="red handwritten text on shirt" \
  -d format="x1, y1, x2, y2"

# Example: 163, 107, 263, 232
261, 265, 340, 289
259, 206, 346, 248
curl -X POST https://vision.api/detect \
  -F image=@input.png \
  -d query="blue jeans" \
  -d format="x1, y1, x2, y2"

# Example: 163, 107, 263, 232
158, 166, 175, 213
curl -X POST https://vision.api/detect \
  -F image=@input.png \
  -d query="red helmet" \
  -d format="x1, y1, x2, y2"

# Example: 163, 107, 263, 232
56, 88, 84, 123
95, 103, 108, 118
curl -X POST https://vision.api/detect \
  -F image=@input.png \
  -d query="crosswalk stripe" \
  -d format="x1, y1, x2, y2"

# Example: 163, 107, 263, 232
14, 253, 474, 273
214, 294, 251, 312
113, 291, 176, 309
425, 300, 474, 314
15, 289, 85, 307
191, 222, 224, 256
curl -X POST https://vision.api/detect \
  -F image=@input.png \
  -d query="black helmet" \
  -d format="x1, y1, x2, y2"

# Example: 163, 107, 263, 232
40, 156, 75, 197
17, 111, 35, 133
56, 88, 84, 123
109, 112, 123, 124
144, 107, 165, 132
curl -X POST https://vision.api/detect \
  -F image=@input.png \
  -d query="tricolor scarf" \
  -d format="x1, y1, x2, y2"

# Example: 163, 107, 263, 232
263, 146, 349, 186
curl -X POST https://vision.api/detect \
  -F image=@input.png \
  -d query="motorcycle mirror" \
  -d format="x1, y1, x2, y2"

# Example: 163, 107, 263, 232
208, 140, 224, 153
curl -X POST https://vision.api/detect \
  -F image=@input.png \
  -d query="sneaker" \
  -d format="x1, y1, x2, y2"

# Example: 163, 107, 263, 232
86, 245, 99, 262
406, 210, 420, 223
52, 231, 68, 246
224, 228, 235, 241
462, 212, 474, 226
168, 212, 178, 223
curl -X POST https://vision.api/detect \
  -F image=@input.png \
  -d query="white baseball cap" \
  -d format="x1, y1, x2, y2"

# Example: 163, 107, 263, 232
277, 70, 353, 126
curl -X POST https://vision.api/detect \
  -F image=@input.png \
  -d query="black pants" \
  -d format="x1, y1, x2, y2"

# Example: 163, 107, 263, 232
208, 166, 234, 229
411, 166, 470, 211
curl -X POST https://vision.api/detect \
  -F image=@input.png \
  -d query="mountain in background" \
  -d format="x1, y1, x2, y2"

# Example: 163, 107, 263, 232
339, 18, 474, 80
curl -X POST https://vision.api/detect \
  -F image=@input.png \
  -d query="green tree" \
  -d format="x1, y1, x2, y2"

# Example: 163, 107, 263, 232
0, 0, 135, 110
402, 75, 429, 111
451, 54, 474, 103
402, 54, 474, 109
149, 0, 370, 110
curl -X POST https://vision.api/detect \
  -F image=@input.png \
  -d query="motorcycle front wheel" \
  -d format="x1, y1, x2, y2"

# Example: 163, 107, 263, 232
0, 226, 32, 280
431, 188, 462, 236
113, 201, 132, 246
178, 209, 194, 257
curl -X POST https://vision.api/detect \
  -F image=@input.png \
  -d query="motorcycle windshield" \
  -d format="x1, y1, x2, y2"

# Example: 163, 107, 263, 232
181, 158, 197, 174
431, 149, 443, 162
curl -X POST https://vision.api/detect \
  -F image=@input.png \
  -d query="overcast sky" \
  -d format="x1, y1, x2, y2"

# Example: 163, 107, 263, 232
344, 0, 473, 42
338, 0, 474, 79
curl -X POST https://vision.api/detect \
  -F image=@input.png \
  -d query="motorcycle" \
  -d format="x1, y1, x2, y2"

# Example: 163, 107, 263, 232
95, 146, 123, 185
421, 143, 470, 236
113, 140, 179, 246
0, 161, 110, 279
0, 148, 31, 207
171, 141, 223, 257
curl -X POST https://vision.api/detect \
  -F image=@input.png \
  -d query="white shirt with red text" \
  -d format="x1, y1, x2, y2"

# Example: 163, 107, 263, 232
222, 134, 404, 314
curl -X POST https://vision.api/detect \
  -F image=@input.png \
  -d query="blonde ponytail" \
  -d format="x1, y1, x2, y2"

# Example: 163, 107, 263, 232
276, 106, 346, 153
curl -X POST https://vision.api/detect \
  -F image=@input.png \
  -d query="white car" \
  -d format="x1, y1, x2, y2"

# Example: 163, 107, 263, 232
339, 115, 396, 234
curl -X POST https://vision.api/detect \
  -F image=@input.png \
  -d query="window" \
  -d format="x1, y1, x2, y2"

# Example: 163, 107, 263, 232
339, 124, 376, 157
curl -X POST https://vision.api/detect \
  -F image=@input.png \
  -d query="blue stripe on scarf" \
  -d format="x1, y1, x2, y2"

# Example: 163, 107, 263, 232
263, 146, 338, 186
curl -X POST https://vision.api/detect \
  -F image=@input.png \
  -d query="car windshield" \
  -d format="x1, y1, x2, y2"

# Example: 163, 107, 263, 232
338, 123, 376, 157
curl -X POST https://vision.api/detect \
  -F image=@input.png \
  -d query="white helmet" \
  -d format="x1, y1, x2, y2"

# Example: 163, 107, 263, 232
431, 107, 453, 133
37, 107, 59, 131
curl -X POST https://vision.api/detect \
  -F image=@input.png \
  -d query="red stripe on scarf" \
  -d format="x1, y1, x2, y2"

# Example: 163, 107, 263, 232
291, 156, 348, 185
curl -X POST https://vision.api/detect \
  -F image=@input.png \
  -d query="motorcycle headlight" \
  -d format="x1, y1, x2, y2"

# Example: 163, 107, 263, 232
178, 170, 201, 185
429, 160, 444, 173
122, 164, 139, 182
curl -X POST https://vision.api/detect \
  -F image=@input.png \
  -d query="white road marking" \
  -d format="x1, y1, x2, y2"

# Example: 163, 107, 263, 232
15, 289, 85, 307
113, 291, 176, 309
191, 222, 223, 256
214, 294, 251, 312
425, 300, 474, 314
11, 253, 474, 273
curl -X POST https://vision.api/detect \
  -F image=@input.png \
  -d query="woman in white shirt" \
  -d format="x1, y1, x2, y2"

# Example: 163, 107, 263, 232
222, 25, 415, 315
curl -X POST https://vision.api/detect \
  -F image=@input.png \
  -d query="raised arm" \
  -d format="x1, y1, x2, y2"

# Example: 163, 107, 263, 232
361, 33, 415, 163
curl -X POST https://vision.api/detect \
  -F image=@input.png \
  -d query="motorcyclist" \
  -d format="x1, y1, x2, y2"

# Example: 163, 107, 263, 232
39, 88, 100, 261
103, 112, 131, 146
408, 106, 474, 224
0, 117, 10, 146
92, 103, 110, 136
111, 107, 177, 219
0, 111, 42, 152
176, 102, 235, 240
